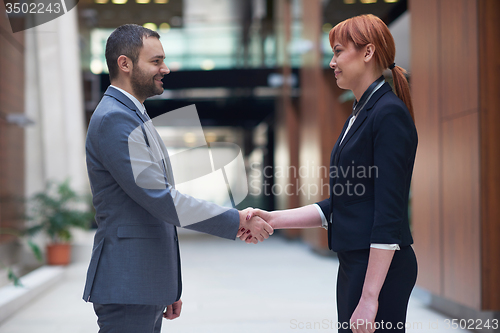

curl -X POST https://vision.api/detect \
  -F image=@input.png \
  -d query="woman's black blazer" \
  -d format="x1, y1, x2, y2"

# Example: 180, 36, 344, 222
316, 82, 418, 253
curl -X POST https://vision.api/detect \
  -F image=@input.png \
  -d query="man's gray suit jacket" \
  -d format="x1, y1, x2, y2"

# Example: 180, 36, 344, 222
83, 86, 240, 306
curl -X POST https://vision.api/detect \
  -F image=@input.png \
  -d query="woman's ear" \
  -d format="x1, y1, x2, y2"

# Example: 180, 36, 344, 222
117, 55, 132, 74
364, 43, 376, 63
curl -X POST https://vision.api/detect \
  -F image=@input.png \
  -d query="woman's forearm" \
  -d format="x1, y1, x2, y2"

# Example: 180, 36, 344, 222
269, 204, 323, 229
360, 248, 395, 300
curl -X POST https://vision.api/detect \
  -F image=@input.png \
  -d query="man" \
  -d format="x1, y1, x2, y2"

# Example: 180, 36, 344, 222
83, 24, 272, 333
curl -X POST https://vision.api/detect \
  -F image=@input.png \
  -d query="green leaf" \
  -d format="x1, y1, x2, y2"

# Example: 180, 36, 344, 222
28, 240, 43, 262
24, 225, 44, 237
24, 179, 95, 243
8, 268, 22, 287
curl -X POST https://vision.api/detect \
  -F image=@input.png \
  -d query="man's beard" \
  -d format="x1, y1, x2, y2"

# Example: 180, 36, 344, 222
130, 65, 163, 101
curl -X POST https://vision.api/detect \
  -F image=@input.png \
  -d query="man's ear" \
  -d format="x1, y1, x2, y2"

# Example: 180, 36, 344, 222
117, 55, 132, 74
364, 44, 376, 63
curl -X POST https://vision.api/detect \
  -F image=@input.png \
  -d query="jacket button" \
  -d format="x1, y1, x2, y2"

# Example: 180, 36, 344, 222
174, 236, 178, 242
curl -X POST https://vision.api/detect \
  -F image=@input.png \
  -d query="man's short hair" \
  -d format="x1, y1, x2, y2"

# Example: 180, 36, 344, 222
105, 24, 160, 81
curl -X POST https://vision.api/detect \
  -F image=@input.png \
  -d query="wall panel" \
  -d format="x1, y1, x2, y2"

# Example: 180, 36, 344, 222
410, 0, 500, 312
478, 0, 500, 311
439, 0, 478, 120
0, 9, 25, 242
441, 112, 481, 309
438, 0, 481, 309
409, 0, 442, 295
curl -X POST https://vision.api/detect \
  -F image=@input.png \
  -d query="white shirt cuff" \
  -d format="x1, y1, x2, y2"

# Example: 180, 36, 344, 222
313, 204, 328, 229
370, 243, 400, 250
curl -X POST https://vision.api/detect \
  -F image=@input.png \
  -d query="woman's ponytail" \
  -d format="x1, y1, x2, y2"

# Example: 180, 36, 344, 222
391, 65, 415, 122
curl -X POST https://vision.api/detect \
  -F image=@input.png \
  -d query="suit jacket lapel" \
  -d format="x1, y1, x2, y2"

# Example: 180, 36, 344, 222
141, 116, 176, 187
336, 83, 392, 157
330, 117, 351, 167
154, 130, 176, 187
362, 82, 392, 112
337, 110, 368, 154
104, 86, 175, 186
104, 87, 139, 114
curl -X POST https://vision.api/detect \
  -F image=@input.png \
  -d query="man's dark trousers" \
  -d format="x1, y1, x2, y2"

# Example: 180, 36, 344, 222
93, 303, 166, 333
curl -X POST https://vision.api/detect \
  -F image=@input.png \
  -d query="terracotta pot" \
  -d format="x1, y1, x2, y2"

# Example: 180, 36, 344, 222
46, 243, 71, 265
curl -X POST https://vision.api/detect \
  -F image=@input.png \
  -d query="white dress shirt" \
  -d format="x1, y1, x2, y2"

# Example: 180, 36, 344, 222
110, 85, 147, 115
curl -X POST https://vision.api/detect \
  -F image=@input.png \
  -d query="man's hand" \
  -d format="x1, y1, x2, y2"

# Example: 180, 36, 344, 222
237, 208, 273, 244
163, 299, 182, 320
242, 208, 273, 228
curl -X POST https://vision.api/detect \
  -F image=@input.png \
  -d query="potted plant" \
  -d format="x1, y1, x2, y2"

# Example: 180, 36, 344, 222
25, 179, 94, 265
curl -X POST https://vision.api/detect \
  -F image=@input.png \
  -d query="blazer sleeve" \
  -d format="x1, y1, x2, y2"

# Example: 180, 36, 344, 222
316, 198, 330, 222
370, 104, 416, 244
96, 108, 239, 240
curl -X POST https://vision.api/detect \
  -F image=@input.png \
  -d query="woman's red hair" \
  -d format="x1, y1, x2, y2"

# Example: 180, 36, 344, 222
329, 14, 414, 121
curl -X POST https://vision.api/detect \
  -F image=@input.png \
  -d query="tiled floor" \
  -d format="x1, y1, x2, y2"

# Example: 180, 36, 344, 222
0, 230, 472, 333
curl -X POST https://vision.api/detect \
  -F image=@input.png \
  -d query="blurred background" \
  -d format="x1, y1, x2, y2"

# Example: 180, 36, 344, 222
0, 0, 499, 331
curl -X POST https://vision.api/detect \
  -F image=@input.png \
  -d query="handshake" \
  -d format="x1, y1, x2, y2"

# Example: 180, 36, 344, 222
236, 208, 273, 244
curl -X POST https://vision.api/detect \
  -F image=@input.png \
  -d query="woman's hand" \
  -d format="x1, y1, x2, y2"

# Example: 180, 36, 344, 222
350, 296, 378, 333
237, 208, 274, 243
246, 208, 273, 228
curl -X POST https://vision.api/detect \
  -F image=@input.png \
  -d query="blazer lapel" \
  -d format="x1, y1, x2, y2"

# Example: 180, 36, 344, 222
337, 110, 368, 151
104, 86, 175, 186
330, 117, 351, 166
104, 86, 138, 112
362, 82, 392, 112
336, 83, 392, 156
154, 130, 176, 187
104, 87, 151, 124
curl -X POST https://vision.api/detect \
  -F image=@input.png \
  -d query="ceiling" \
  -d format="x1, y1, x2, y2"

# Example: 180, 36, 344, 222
78, 0, 184, 29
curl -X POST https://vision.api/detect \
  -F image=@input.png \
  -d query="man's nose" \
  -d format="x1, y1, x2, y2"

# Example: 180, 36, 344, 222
161, 64, 170, 75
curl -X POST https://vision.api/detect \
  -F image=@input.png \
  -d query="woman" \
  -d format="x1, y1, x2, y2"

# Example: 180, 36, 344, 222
240, 14, 418, 333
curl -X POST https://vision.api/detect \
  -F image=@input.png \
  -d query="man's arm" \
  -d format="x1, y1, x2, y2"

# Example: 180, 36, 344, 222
97, 109, 272, 240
